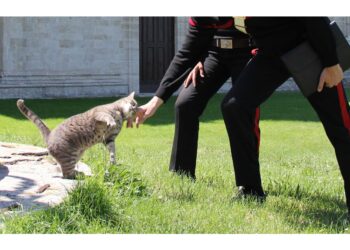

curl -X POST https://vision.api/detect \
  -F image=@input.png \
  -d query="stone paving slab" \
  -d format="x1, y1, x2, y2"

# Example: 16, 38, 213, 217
0, 142, 91, 213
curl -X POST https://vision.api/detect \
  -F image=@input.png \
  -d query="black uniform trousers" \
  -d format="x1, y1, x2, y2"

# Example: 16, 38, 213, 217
169, 47, 256, 179
221, 51, 350, 209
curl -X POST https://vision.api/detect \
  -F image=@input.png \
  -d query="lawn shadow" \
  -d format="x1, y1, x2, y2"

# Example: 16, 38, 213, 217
0, 164, 9, 181
0, 97, 120, 121
1, 88, 349, 125
0, 169, 50, 211
267, 186, 349, 232
138, 91, 323, 126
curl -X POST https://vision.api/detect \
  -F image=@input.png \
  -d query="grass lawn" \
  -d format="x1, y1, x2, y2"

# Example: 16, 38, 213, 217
0, 90, 350, 233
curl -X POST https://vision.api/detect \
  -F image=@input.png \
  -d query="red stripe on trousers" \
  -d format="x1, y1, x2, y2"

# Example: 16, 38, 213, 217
254, 108, 261, 151
336, 83, 350, 135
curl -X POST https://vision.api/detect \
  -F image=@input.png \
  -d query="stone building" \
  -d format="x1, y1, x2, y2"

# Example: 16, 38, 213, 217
0, 17, 349, 99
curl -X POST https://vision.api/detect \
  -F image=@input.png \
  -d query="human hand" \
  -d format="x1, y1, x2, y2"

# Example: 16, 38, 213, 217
317, 64, 344, 92
184, 61, 205, 88
134, 96, 164, 128
126, 117, 134, 128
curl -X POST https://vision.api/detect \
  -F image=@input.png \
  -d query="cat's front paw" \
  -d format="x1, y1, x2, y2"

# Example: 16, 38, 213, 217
106, 120, 117, 128
63, 170, 87, 179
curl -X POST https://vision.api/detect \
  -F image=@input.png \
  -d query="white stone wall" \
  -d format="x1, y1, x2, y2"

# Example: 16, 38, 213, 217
0, 17, 139, 99
0, 17, 349, 99
175, 17, 189, 52
333, 16, 350, 37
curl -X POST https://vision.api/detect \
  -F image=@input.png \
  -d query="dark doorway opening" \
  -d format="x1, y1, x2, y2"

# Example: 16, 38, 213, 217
139, 17, 175, 93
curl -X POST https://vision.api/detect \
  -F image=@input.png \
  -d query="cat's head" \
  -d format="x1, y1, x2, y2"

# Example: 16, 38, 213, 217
118, 91, 138, 119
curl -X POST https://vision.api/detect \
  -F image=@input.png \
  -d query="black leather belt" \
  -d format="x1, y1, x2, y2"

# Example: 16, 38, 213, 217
212, 37, 251, 49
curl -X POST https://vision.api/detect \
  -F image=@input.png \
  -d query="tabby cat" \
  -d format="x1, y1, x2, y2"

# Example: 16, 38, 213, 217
16, 92, 138, 179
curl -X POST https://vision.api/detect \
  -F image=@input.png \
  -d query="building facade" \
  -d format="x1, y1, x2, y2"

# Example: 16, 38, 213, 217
0, 17, 349, 99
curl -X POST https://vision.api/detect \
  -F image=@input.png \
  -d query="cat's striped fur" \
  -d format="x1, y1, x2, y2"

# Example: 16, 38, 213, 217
16, 92, 137, 179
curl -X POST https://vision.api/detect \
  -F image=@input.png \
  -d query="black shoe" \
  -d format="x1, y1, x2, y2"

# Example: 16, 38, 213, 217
170, 169, 196, 181
234, 186, 266, 203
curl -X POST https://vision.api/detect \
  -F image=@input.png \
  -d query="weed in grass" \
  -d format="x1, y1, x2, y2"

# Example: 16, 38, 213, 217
266, 179, 307, 200
156, 175, 197, 203
66, 178, 122, 224
104, 165, 149, 197
2, 177, 128, 233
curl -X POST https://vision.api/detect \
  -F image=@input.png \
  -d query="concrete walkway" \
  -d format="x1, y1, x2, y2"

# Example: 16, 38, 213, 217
0, 142, 91, 213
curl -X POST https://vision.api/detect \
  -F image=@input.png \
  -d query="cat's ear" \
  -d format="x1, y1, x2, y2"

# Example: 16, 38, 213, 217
128, 91, 135, 99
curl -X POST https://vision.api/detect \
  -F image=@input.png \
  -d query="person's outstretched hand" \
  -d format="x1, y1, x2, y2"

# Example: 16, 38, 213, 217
133, 96, 164, 128
317, 64, 344, 92
184, 61, 205, 88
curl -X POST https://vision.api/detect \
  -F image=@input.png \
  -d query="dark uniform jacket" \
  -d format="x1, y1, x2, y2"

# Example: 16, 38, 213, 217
155, 17, 249, 102
242, 17, 338, 67
155, 17, 338, 102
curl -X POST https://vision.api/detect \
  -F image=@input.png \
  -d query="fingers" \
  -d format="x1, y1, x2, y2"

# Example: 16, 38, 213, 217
184, 68, 197, 88
135, 115, 141, 128
184, 73, 192, 88
317, 73, 326, 92
325, 81, 340, 88
184, 68, 199, 88
192, 68, 197, 87
135, 109, 145, 128
135, 106, 151, 128
184, 62, 205, 88
142, 110, 152, 121
199, 63, 205, 78
133, 98, 161, 128
126, 117, 133, 128
135, 115, 143, 128
318, 65, 344, 92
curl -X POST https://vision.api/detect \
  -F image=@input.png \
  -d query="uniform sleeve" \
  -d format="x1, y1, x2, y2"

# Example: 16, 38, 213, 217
154, 19, 215, 103
299, 17, 338, 67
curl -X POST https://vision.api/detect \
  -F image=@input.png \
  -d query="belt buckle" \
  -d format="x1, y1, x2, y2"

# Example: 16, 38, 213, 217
220, 39, 233, 49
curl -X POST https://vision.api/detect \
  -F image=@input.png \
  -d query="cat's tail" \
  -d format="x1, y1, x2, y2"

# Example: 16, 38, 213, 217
16, 99, 51, 145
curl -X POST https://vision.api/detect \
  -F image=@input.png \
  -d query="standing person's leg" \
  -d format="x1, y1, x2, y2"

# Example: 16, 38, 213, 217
221, 53, 290, 195
229, 49, 262, 156
170, 53, 230, 179
307, 84, 350, 214
226, 49, 262, 195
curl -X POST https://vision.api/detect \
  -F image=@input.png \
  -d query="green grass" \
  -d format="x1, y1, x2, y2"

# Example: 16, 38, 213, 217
1, 91, 350, 233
